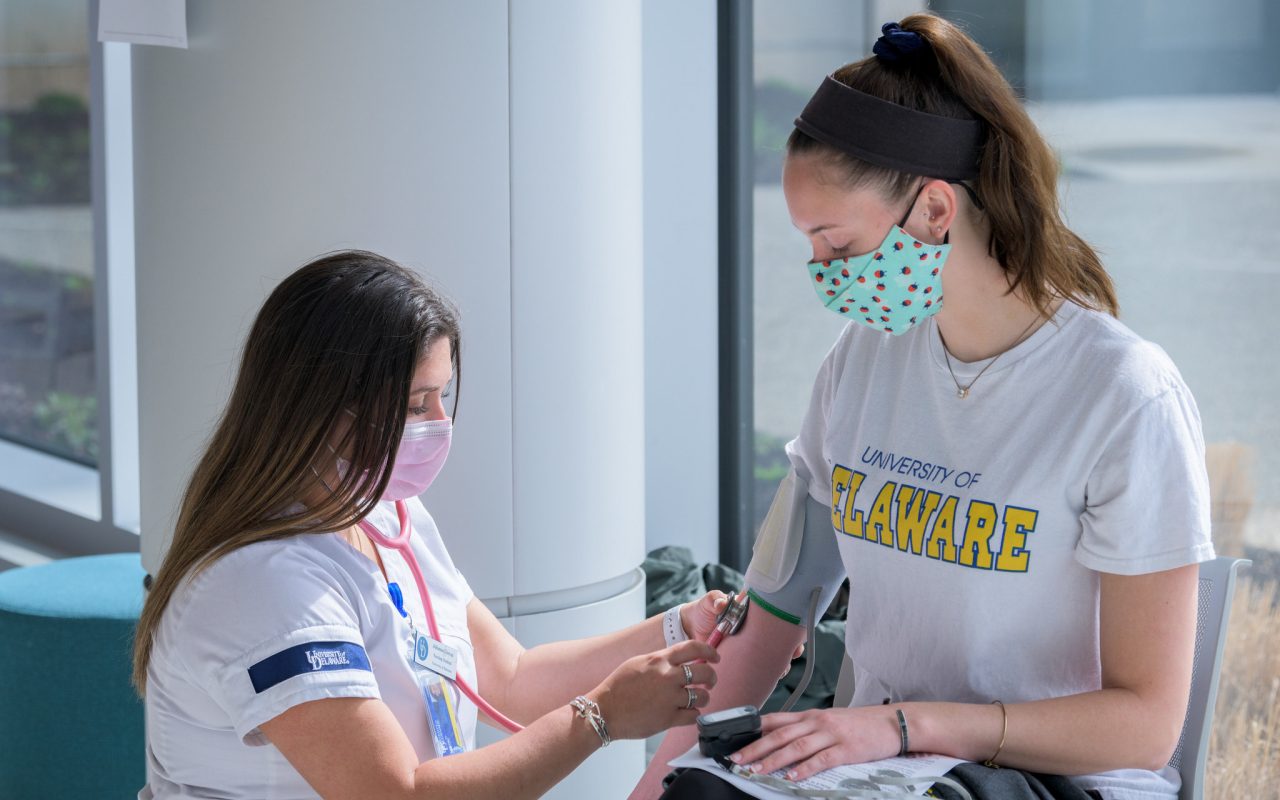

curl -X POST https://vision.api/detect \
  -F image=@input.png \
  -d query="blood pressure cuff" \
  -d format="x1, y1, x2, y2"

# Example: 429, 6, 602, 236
744, 470, 847, 625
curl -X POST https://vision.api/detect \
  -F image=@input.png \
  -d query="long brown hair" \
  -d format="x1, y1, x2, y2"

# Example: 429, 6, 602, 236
788, 12, 1118, 317
132, 250, 462, 691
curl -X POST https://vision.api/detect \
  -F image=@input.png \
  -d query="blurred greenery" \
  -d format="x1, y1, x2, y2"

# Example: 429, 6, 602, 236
0, 92, 91, 206
754, 79, 810, 184
753, 429, 792, 533
33, 391, 97, 461
754, 429, 791, 483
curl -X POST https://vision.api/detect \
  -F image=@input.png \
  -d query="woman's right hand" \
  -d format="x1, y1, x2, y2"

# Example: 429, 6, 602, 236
589, 639, 720, 740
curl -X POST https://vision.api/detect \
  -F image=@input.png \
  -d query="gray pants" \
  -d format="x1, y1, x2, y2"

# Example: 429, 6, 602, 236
925, 763, 1101, 800
660, 764, 1103, 800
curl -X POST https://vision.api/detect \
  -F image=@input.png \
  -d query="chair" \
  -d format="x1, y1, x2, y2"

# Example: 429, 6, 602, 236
0, 553, 147, 798
830, 557, 1250, 800
1170, 556, 1249, 800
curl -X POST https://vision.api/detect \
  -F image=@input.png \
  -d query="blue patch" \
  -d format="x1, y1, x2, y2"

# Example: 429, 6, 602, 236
247, 641, 371, 694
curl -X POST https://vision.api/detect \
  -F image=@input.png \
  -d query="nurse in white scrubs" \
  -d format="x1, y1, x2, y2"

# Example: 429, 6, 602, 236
133, 250, 724, 799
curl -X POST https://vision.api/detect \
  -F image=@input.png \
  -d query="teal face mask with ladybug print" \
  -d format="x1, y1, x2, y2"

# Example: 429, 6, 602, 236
807, 192, 947, 335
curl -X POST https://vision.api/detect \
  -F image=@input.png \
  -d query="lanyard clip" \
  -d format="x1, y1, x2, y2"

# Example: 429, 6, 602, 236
388, 581, 409, 618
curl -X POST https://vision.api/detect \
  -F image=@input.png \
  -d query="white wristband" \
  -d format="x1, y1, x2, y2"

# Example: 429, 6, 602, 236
663, 604, 690, 648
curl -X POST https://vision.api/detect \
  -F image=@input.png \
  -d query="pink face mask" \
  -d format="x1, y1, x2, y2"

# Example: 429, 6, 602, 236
381, 418, 452, 501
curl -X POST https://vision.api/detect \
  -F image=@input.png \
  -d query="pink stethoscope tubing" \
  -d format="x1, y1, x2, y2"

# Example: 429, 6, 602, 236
357, 500, 524, 734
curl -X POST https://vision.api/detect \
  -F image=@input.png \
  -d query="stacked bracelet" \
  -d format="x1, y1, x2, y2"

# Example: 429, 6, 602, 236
663, 604, 690, 648
570, 695, 611, 748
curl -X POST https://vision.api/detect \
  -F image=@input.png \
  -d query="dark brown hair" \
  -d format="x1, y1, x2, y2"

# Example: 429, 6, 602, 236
788, 13, 1118, 317
132, 250, 461, 691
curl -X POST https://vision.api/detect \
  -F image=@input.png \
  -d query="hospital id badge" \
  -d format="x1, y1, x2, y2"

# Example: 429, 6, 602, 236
420, 673, 466, 757
410, 630, 458, 681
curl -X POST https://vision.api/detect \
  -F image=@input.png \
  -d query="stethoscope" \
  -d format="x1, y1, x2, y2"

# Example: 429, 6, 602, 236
357, 499, 524, 734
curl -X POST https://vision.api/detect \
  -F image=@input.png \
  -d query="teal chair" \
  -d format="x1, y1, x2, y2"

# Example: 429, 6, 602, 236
0, 554, 146, 799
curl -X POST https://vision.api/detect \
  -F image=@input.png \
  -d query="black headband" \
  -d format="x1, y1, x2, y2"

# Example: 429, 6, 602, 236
794, 76, 984, 181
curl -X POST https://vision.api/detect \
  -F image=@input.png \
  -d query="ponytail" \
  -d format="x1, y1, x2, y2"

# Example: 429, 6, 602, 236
788, 13, 1118, 317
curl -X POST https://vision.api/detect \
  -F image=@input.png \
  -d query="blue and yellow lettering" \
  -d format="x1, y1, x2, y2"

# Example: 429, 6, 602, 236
925, 495, 959, 562
957, 500, 999, 569
831, 465, 854, 532
995, 505, 1038, 572
894, 485, 941, 556
865, 481, 896, 546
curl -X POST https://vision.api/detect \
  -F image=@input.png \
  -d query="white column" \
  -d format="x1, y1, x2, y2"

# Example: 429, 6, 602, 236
468, 1, 649, 791
642, 0, 721, 566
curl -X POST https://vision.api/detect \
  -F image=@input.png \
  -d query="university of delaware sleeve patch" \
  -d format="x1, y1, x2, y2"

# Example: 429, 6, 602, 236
247, 641, 372, 694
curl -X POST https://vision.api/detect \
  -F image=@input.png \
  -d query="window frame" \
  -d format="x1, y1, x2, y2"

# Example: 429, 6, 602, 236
0, 1, 139, 558
717, 0, 755, 571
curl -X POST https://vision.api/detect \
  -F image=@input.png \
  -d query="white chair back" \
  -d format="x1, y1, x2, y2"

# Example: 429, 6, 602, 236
1171, 556, 1249, 800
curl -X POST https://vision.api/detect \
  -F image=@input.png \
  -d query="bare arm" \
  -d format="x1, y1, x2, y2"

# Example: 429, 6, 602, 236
259, 638, 722, 800
261, 696, 600, 800
920, 564, 1198, 772
467, 593, 728, 725
731, 564, 1199, 781
629, 601, 805, 799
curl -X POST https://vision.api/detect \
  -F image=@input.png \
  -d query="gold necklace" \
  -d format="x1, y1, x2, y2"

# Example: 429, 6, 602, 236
940, 313, 1042, 399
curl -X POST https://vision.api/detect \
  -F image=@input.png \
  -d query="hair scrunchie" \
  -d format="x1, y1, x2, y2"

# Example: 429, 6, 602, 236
872, 22, 928, 64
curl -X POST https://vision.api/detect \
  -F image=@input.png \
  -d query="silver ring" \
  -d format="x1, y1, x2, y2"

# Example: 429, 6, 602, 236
683, 664, 694, 685
685, 687, 697, 709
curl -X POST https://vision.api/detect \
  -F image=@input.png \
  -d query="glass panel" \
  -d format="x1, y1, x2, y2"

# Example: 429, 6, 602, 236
751, 0, 867, 532
747, 0, 1279, 788
0, 1, 97, 466
1019, 2, 1280, 791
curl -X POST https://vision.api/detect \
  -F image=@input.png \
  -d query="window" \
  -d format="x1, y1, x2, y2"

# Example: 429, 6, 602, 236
727, 0, 1279, 790
749, 1, 869, 546
0, 0, 138, 556
741, 1, 1280, 563
0, 1, 96, 466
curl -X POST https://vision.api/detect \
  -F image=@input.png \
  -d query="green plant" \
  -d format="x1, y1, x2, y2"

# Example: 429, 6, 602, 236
33, 391, 97, 460
0, 92, 91, 207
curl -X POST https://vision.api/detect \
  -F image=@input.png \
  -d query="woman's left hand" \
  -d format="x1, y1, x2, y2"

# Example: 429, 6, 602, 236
727, 706, 902, 781
680, 590, 730, 643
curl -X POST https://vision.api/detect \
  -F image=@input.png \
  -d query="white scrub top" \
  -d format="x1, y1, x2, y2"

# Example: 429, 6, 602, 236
139, 498, 478, 800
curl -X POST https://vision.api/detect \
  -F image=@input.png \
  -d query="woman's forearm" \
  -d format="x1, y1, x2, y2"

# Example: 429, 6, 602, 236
501, 614, 666, 721
413, 703, 601, 799
420, 637, 722, 799
910, 688, 1182, 774
631, 606, 805, 799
